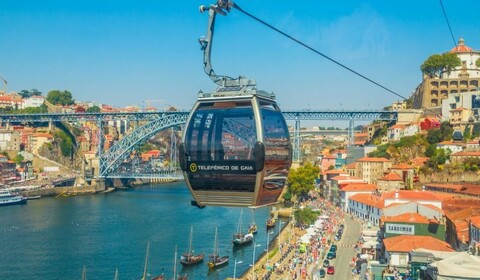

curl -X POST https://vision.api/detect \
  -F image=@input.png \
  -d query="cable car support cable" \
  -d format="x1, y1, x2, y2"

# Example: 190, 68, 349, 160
230, 2, 407, 100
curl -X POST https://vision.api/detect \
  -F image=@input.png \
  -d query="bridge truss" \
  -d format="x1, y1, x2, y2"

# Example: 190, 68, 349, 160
0, 109, 397, 178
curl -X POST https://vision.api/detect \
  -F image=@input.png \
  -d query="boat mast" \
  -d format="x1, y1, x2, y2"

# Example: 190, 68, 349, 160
142, 242, 150, 280
237, 209, 243, 234
214, 227, 218, 256
113, 268, 119, 280
173, 245, 178, 280
188, 226, 193, 257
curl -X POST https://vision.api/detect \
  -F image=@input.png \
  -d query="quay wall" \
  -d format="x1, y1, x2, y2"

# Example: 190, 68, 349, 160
419, 171, 479, 183
20, 185, 105, 197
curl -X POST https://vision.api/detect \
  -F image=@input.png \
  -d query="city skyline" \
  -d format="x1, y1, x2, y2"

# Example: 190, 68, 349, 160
1, 0, 479, 111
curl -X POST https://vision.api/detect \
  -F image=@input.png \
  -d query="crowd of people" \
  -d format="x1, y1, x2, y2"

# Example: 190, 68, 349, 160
247, 195, 352, 280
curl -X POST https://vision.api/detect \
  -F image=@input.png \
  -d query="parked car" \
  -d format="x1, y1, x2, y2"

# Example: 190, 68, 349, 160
330, 244, 337, 252
318, 268, 326, 278
323, 259, 330, 267
327, 265, 335, 275
327, 251, 336, 259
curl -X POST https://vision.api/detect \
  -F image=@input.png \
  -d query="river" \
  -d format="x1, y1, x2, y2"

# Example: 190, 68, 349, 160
0, 182, 285, 280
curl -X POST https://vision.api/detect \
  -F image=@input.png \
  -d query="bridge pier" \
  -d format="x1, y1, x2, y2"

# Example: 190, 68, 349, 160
348, 119, 354, 146
293, 118, 301, 162
95, 178, 106, 190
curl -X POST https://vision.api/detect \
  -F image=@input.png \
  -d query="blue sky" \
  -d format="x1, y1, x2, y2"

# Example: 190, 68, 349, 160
1, 0, 479, 111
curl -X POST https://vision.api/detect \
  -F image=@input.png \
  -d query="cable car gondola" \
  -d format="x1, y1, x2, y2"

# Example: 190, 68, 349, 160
179, 1, 292, 207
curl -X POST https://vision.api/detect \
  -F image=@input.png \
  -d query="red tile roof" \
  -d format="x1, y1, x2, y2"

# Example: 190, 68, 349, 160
451, 151, 480, 157
438, 140, 464, 146
390, 124, 405, 129
391, 163, 414, 170
420, 203, 445, 214
33, 133, 53, 139
471, 216, 480, 228
350, 193, 383, 208
425, 183, 463, 191
341, 183, 376, 192
383, 190, 442, 202
383, 235, 454, 253
346, 162, 357, 169
450, 38, 473, 53
330, 175, 352, 181
443, 198, 480, 211
379, 173, 403, 181
357, 157, 390, 163
325, 169, 346, 175
382, 213, 433, 224
409, 157, 428, 168
460, 185, 480, 196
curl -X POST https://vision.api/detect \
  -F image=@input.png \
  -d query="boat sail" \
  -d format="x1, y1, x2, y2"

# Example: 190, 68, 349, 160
208, 227, 229, 269
180, 226, 205, 266
248, 208, 258, 234
233, 208, 254, 246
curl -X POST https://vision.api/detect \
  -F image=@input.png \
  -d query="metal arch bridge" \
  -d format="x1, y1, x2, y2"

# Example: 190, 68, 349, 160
0, 109, 397, 178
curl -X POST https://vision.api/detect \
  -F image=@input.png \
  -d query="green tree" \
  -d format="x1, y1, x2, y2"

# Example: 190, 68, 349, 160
138, 142, 156, 153
421, 54, 443, 77
464, 124, 471, 141
13, 154, 24, 165
54, 130, 74, 157
19, 90, 31, 98
287, 162, 320, 197
427, 129, 442, 144
282, 189, 292, 202
294, 207, 320, 226
425, 144, 437, 157
440, 121, 453, 141
476, 58, 480, 68
0, 151, 9, 159
46, 90, 74, 106
442, 53, 462, 76
472, 124, 480, 138
420, 53, 461, 77
368, 144, 389, 158
86, 105, 101, 113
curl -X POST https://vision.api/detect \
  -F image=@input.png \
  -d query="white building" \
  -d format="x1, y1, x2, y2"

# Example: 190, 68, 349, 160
437, 140, 465, 154
348, 193, 384, 226
21, 96, 45, 109
339, 183, 377, 212
403, 122, 420, 137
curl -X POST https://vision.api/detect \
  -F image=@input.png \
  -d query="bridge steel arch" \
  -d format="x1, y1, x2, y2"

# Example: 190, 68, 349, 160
99, 113, 188, 177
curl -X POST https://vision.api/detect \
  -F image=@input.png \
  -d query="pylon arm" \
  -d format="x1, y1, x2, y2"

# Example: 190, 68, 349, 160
199, 1, 256, 89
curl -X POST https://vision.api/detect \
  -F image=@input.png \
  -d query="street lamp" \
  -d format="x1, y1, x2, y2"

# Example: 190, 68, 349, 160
278, 220, 284, 246
233, 259, 243, 280
266, 230, 274, 265
251, 242, 262, 280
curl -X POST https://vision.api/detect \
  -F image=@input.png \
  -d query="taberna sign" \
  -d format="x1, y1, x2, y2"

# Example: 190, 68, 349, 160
187, 160, 257, 174
385, 223, 415, 235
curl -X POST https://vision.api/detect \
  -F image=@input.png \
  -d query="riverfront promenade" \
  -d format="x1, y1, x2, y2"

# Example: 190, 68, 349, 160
232, 197, 361, 280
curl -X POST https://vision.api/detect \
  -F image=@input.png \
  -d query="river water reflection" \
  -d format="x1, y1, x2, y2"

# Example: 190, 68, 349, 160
0, 182, 284, 280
